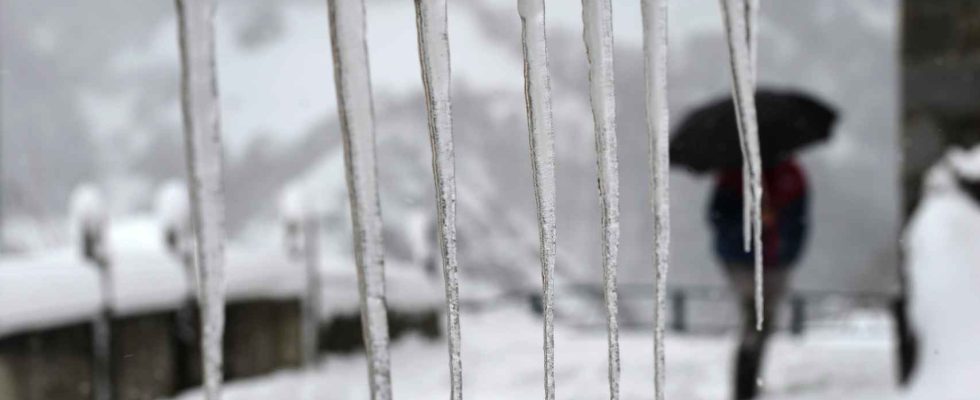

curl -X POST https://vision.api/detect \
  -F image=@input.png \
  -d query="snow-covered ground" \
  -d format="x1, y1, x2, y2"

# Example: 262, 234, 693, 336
169, 305, 897, 400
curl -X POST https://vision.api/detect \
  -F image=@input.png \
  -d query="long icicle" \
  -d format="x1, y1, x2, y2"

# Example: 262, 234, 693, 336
326, 1, 393, 398
640, 0, 670, 398
581, 0, 621, 398
175, 0, 227, 398
517, 1, 558, 399
413, 1, 463, 398
741, 0, 759, 253
719, 0, 765, 330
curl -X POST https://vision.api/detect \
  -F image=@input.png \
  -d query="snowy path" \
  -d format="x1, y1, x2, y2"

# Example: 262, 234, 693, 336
169, 305, 897, 400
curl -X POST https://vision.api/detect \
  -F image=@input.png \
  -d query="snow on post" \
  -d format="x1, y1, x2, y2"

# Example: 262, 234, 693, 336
640, 0, 670, 398
581, 0, 621, 398
413, 0, 464, 398
175, 0, 228, 398
517, 0, 558, 398
325, 1, 393, 398
719, 0, 765, 331
69, 185, 111, 400
279, 186, 323, 367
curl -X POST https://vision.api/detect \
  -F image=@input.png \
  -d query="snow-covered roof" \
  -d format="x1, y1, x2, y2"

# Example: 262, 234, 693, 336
0, 250, 103, 337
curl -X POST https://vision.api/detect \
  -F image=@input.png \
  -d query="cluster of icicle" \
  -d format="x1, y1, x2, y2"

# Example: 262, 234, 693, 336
172, 0, 765, 398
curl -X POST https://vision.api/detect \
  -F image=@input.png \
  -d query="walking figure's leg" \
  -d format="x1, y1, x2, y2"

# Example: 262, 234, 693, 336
729, 267, 787, 400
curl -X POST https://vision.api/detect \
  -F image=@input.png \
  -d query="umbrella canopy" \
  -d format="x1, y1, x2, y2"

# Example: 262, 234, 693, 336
671, 89, 837, 173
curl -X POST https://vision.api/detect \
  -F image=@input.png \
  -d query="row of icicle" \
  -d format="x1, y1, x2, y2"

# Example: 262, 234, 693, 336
173, 0, 763, 399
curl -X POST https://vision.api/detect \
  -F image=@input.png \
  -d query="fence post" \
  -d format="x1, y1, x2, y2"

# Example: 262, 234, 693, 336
790, 295, 806, 336
301, 216, 322, 367
670, 290, 686, 333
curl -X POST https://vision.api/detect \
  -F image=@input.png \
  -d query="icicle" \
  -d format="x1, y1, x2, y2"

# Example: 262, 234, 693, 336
640, 0, 670, 399
518, 1, 558, 399
413, 1, 463, 398
741, 0, 759, 253
581, 0, 621, 398
325, 1, 392, 398
719, 0, 765, 331
175, 0, 227, 398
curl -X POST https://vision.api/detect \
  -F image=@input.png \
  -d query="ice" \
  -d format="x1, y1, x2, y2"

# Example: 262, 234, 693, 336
639, 0, 670, 398
175, 0, 228, 397
326, 0, 392, 398
581, 0, 621, 397
413, 0, 463, 397
518, 0, 559, 398
719, 0, 765, 330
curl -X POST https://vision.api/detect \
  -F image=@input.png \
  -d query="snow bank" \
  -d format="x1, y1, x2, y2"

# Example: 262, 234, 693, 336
0, 250, 103, 337
903, 152, 980, 400
319, 260, 443, 319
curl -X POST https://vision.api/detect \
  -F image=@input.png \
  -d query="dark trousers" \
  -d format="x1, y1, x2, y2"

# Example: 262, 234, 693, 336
725, 265, 788, 400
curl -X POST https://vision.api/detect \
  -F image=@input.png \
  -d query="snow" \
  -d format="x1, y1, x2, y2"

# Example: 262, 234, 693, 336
169, 305, 898, 400
176, 0, 228, 396
640, 0, 671, 396
326, 0, 393, 396
414, 0, 463, 396
582, 0, 622, 396
903, 151, 980, 400
946, 146, 980, 180
518, 0, 559, 397
224, 246, 306, 302
0, 250, 103, 337
156, 181, 191, 233
319, 260, 443, 319
105, 217, 191, 316
69, 184, 108, 237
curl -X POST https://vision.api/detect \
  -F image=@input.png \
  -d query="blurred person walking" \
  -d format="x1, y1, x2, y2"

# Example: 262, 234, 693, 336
708, 158, 808, 399
670, 89, 835, 399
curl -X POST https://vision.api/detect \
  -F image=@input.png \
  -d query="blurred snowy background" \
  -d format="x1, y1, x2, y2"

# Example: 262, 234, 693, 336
0, 0, 913, 398
0, 0, 900, 294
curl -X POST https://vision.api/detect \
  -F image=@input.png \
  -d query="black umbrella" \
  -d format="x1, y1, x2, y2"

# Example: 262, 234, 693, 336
670, 89, 837, 173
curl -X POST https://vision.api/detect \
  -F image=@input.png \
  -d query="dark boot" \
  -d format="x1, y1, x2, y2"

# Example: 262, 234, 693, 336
734, 344, 762, 399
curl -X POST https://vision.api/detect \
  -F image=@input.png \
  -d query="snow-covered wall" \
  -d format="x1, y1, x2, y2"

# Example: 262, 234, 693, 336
0, 251, 103, 337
